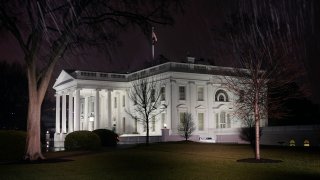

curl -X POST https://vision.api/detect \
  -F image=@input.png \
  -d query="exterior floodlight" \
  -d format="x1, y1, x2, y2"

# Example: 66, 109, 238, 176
164, 123, 167, 129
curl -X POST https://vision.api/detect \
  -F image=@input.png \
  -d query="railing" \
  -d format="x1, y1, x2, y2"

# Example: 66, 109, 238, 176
74, 71, 128, 82
73, 62, 238, 82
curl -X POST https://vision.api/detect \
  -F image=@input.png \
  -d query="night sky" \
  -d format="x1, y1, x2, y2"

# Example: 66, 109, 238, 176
0, 0, 319, 104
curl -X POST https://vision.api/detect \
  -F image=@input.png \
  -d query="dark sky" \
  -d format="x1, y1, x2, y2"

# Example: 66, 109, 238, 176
0, 0, 319, 103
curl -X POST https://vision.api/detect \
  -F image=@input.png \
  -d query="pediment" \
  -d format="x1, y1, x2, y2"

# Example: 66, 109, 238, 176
176, 103, 187, 109
53, 70, 75, 89
213, 104, 228, 110
195, 105, 206, 109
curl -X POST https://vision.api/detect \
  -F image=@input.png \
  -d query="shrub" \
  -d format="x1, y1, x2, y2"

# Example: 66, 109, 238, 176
239, 127, 262, 149
92, 129, 119, 147
65, 131, 101, 151
0, 130, 26, 161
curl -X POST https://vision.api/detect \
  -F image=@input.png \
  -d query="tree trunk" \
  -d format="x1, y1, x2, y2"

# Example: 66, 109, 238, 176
254, 93, 260, 160
25, 64, 44, 160
146, 120, 149, 145
25, 96, 44, 160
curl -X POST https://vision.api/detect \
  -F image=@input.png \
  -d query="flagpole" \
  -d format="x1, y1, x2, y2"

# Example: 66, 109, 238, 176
152, 26, 155, 60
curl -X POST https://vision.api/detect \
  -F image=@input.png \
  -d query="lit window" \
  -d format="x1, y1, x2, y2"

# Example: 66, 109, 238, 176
180, 112, 186, 124
198, 113, 204, 131
220, 112, 226, 128
179, 86, 186, 100
304, 140, 310, 147
160, 87, 165, 101
198, 87, 204, 101
216, 112, 231, 129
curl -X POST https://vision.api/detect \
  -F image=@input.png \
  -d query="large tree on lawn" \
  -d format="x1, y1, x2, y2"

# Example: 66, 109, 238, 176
0, 0, 182, 160
221, 0, 312, 160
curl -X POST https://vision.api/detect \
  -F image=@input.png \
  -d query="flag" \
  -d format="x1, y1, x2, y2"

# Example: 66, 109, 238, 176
152, 27, 157, 45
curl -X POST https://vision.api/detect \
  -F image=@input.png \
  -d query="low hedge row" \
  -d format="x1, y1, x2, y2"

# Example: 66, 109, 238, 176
64, 131, 101, 151
64, 129, 119, 151
92, 129, 119, 147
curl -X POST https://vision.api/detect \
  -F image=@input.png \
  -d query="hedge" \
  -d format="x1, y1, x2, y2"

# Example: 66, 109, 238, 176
64, 131, 101, 151
92, 129, 119, 147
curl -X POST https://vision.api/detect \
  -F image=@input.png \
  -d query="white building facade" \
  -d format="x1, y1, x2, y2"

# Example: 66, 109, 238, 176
53, 61, 268, 145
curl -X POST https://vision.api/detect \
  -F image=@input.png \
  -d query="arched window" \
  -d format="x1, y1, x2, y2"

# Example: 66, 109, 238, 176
215, 90, 229, 102
218, 94, 225, 101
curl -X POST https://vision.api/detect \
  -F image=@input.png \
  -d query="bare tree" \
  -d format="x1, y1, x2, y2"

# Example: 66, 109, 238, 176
222, 0, 311, 160
0, 0, 183, 160
177, 112, 195, 141
127, 76, 167, 145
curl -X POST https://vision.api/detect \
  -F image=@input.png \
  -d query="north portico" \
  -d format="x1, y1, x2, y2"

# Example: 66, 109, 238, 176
53, 60, 268, 147
53, 70, 133, 146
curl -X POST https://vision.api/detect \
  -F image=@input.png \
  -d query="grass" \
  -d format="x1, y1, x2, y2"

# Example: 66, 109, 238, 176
1, 142, 320, 180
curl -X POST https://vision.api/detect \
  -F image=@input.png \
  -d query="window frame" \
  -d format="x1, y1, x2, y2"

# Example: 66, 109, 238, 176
179, 86, 186, 100
197, 87, 204, 101
160, 87, 166, 101
198, 112, 204, 131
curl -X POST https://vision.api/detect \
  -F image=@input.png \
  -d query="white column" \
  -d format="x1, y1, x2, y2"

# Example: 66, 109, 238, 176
94, 89, 100, 130
125, 89, 130, 132
74, 89, 80, 131
165, 80, 171, 131
189, 81, 196, 118
62, 93, 67, 133
84, 96, 89, 130
55, 94, 61, 133
207, 83, 213, 130
107, 89, 112, 128
116, 92, 120, 133
170, 80, 177, 134
68, 90, 74, 133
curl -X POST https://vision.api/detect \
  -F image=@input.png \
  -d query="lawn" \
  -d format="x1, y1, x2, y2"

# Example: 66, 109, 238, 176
1, 142, 319, 180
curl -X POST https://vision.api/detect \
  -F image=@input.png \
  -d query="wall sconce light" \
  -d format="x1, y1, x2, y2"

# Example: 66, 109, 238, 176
89, 113, 95, 122
164, 123, 167, 129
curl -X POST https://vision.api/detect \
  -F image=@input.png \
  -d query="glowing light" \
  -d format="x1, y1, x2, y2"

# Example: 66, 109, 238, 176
89, 113, 95, 122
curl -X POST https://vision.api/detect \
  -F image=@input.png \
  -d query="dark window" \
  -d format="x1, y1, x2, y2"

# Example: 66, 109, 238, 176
215, 90, 228, 102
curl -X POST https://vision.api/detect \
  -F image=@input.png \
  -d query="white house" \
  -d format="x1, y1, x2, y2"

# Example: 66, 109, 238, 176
53, 58, 268, 146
